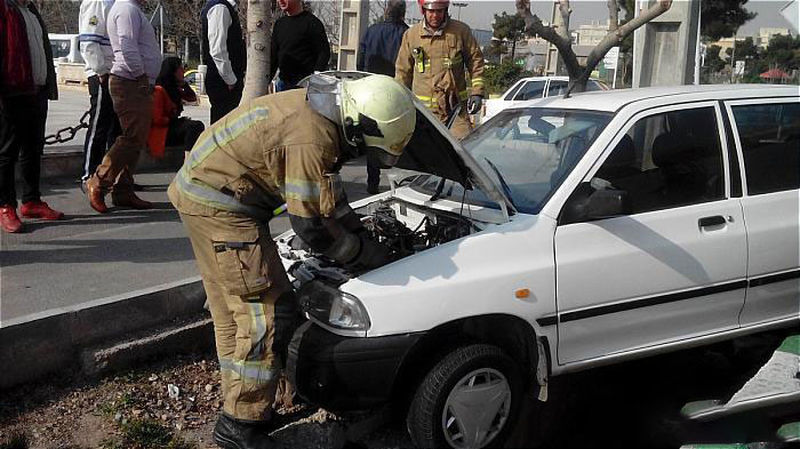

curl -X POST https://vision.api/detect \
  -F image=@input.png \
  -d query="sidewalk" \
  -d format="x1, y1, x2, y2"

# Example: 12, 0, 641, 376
0, 160, 377, 323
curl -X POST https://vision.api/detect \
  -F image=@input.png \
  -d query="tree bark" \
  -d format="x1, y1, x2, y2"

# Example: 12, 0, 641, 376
242, 0, 272, 100
517, 0, 672, 96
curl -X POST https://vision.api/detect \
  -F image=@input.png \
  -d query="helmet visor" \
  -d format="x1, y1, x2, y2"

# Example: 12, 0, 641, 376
306, 74, 342, 124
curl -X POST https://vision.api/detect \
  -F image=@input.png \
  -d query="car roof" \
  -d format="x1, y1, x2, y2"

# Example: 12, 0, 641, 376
507, 84, 799, 113
514, 76, 601, 83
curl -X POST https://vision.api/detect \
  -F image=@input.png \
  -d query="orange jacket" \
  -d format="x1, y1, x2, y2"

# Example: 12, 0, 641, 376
147, 86, 178, 159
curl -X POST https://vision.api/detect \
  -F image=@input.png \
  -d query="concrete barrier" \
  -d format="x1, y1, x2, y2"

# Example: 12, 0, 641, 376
0, 277, 205, 389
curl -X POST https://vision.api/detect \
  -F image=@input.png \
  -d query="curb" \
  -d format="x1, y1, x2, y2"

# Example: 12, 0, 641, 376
81, 317, 214, 378
0, 276, 205, 389
30, 146, 184, 181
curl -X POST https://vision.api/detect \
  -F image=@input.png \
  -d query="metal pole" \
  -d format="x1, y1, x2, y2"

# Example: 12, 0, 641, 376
159, 2, 164, 55
693, 1, 701, 85
730, 33, 737, 83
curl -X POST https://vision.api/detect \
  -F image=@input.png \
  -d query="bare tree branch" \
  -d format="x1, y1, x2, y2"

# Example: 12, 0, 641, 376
556, 0, 571, 43
607, 0, 618, 32
515, 0, 581, 80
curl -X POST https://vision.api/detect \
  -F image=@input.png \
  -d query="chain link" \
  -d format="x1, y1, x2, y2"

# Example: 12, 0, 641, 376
44, 110, 92, 145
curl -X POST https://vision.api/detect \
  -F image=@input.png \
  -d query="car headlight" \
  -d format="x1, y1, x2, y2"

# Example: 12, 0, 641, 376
299, 281, 371, 332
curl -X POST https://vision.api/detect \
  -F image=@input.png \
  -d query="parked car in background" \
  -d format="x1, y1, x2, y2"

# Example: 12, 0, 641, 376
482, 75, 609, 122
183, 69, 201, 92
49, 33, 83, 64
281, 79, 799, 449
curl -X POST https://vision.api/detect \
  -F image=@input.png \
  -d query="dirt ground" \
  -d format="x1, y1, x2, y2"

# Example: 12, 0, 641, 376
0, 329, 796, 449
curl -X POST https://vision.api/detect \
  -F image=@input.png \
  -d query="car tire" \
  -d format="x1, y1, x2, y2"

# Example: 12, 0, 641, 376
407, 344, 524, 449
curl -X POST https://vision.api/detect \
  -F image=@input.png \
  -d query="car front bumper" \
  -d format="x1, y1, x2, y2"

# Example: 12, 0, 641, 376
287, 321, 423, 411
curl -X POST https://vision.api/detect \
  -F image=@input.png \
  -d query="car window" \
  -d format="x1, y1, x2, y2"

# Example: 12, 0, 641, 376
586, 81, 605, 92
732, 102, 800, 195
548, 81, 569, 96
514, 81, 546, 101
50, 40, 71, 59
460, 108, 612, 214
504, 80, 525, 101
591, 107, 725, 214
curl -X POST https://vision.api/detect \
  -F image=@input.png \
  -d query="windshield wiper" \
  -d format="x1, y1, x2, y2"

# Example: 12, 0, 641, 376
483, 158, 517, 210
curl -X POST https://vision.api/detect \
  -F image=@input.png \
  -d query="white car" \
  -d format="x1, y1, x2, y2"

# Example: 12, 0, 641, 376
282, 83, 800, 449
482, 75, 609, 122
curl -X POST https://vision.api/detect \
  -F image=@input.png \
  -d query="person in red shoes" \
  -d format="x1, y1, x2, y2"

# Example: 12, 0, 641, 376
0, 0, 64, 233
147, 57, 205, 161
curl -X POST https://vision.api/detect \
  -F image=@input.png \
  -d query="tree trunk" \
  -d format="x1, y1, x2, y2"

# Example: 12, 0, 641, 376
242, 0, 272, 100
511, 39, 516, 63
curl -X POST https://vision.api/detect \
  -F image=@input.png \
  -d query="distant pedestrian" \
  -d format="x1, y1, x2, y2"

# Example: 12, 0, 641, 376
357, 0, 407, 77
269, 0, 330, 91
85, 0, 161, 214
78, 0, 121, 184
201, 0, 245, 124
148, 57, 205, 160
0, 0, 64, 233
357, 0, 408, 194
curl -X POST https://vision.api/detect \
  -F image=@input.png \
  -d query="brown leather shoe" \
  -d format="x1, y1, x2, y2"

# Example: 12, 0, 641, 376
111, 192, 152, 210
86, 177, 108, 213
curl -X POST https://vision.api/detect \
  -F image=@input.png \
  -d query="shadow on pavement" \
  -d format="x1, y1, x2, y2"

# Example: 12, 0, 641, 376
0, 236, 192, 267
507, 330, 793, 448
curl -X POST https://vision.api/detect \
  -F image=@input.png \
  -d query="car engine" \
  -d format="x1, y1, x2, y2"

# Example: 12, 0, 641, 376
277, 198, 475, 287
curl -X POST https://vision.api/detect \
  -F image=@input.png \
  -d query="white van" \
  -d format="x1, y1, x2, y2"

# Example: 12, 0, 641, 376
280, 82, 800, 449
48, 33, 83, 64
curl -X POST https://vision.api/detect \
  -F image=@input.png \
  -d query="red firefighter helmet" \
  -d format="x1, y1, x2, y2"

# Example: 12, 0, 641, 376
418, 0, 449, 11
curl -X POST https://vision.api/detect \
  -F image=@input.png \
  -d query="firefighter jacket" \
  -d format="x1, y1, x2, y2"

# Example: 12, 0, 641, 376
168, 89, 363, 262
395, 18, 484, 123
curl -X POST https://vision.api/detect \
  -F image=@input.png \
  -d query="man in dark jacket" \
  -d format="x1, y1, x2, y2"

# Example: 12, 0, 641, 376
357, 0, 407, 77
0, 0, 63, 233
269, 0, 330, 91
201, 0, 246, 124
356, 0, 407, 193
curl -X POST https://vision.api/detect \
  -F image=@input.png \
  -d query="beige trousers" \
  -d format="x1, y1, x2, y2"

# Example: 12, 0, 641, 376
179, 211, 296, 421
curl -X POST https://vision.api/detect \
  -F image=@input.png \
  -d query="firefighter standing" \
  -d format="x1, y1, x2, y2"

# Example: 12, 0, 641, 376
395, 0, 485, 139
168, 74, 415, 449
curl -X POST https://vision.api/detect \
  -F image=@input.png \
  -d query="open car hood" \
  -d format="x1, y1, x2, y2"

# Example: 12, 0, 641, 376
301, 71, 515, 218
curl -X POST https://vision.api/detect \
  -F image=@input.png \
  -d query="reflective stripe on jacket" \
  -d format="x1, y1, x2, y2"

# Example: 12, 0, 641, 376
395, 18, 484, 123
167, 89, 343, 223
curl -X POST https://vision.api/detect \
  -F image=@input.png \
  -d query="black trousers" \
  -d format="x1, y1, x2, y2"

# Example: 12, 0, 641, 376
166, 117, 205, 152
82, 74, 121, 180
367, 153, 381, 189
206, 81, 243, 125
0, 90, 48, 207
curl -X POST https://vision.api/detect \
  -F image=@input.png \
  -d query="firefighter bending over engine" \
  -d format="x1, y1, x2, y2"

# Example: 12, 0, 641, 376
168, 74, 416, 449
395, 0, 485, 139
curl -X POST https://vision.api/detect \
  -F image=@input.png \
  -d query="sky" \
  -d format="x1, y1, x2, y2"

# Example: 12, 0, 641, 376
404, 0, 797, 36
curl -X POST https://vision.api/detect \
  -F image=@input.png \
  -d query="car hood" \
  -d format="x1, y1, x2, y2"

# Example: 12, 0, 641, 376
302, 71, 514, 218
399, 99, 514, 217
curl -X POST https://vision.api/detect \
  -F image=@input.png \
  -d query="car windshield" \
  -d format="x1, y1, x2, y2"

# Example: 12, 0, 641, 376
461, 108, 612, 214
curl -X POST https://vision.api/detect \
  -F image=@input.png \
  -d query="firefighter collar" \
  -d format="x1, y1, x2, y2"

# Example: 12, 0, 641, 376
421, 15, 448, 37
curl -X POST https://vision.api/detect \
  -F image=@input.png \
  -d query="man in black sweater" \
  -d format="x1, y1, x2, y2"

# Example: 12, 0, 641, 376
270, 0, 330, 91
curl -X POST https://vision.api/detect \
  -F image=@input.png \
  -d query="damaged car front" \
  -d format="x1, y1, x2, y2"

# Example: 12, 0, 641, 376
281, 88, 613, 447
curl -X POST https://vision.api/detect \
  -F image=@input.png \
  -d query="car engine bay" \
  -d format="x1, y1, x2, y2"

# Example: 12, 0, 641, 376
277, 198, 478, 287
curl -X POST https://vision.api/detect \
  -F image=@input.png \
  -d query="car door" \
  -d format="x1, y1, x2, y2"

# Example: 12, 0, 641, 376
512, 80, 547, 103
547, 80, 569, 96
725, 99, 800, 325
554, 103, 748, 364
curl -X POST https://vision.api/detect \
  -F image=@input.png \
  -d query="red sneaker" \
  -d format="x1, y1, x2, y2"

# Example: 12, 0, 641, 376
0, 206, 22, 233
20, 201, 65, 220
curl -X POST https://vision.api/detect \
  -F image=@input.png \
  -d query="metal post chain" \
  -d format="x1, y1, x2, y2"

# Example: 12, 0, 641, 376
44, 110, 92, 145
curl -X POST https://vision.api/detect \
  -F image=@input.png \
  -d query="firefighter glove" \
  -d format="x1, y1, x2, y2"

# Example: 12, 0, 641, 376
347, 233, 393, 270
467, 95, 483, 115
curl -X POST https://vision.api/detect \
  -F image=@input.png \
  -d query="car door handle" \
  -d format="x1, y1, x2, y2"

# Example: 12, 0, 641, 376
698, 215, 727, 228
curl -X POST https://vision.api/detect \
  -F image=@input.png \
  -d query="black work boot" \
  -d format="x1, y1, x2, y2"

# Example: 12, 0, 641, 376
213, 413, 281, 449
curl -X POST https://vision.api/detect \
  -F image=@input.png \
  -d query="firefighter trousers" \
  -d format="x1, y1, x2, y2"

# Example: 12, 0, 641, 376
179, 211, 298, 422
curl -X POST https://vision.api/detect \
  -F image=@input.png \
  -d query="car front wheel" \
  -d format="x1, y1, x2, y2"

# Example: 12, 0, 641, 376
407, 344, 524, 449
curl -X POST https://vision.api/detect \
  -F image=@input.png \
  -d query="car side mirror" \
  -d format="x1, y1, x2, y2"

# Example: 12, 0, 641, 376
586, 188, 630, 219
560, 182, 631, 224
